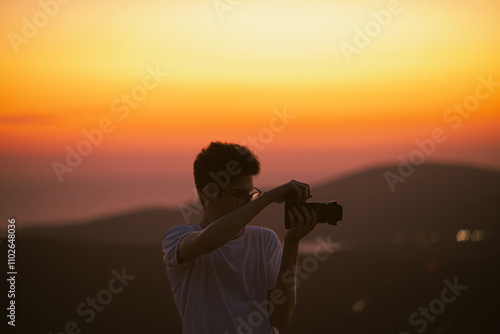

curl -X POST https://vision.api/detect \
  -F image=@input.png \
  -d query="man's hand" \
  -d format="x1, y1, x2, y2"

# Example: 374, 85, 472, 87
270, 204, 320, 328
285, 206, 319, 244
266, 180, 312, 204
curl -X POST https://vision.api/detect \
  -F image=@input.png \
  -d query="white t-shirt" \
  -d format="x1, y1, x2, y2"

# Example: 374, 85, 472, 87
162, 224, 282, 334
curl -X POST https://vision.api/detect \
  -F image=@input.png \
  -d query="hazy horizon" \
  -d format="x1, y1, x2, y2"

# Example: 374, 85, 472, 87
3, 159, 499, 228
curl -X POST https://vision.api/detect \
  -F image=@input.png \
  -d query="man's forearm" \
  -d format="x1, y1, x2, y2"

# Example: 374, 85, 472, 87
199, 192, 273, 251
269, 239, 300, 328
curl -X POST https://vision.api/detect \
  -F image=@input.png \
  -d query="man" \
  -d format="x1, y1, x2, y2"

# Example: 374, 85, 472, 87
162, 141, 321, 333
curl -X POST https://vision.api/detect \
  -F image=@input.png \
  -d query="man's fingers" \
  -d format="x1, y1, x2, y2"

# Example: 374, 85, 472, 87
292, 184, 303, 203
296, 183, 309, 202
300, 205, 312, 222
290, 180, 311, 203
311, 209, 319, 228
302, 185, 312, 201
300, 206, 317, 230
292, 207, 304, 225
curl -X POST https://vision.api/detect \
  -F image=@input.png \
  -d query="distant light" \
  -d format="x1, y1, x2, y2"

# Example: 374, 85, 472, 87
456, 229, 471, 242
393, 232, 404, 244
430, 232, 440, 243
471, 230, 485, 242
352, 299, 366, 313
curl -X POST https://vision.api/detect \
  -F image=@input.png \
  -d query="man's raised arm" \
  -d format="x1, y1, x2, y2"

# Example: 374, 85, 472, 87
177, 180, 311, 263
177, 192, 272, 262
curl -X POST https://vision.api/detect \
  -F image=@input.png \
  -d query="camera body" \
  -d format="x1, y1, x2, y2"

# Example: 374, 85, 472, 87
284, 193, 343, 229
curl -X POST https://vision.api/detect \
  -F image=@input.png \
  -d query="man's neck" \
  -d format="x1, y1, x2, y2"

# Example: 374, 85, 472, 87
199, 210, 213, 229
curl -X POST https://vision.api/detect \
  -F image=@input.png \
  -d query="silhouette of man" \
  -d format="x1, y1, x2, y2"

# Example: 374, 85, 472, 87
162, 141, 320, 333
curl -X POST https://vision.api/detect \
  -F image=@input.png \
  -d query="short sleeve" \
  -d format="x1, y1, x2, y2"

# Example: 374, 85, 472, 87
162, 224, 195, 268
266, 230, 282, 290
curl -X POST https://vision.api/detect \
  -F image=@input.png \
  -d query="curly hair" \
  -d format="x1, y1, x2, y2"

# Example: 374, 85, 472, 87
194, 141, 260, 206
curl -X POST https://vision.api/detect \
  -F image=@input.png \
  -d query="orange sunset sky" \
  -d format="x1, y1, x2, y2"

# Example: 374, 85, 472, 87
1, 0, 499, 224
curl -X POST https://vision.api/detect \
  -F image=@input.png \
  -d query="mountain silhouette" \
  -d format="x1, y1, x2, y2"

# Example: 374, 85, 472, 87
21, 163, 500, 247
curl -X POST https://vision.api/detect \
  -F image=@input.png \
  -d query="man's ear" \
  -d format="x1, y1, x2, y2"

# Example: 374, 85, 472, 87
202, 184, 218, 203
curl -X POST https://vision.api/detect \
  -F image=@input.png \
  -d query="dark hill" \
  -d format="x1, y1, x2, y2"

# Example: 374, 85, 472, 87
21, 163, 500, 248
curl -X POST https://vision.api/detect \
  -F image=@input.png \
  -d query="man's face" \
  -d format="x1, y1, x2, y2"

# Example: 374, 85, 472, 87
208, 175, 255, 217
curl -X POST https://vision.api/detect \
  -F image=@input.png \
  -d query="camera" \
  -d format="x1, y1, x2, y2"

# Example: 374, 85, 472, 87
284, 192, 343, 229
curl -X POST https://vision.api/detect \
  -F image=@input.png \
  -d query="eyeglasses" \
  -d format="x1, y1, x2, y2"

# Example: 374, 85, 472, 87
221, 187, 262, 206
